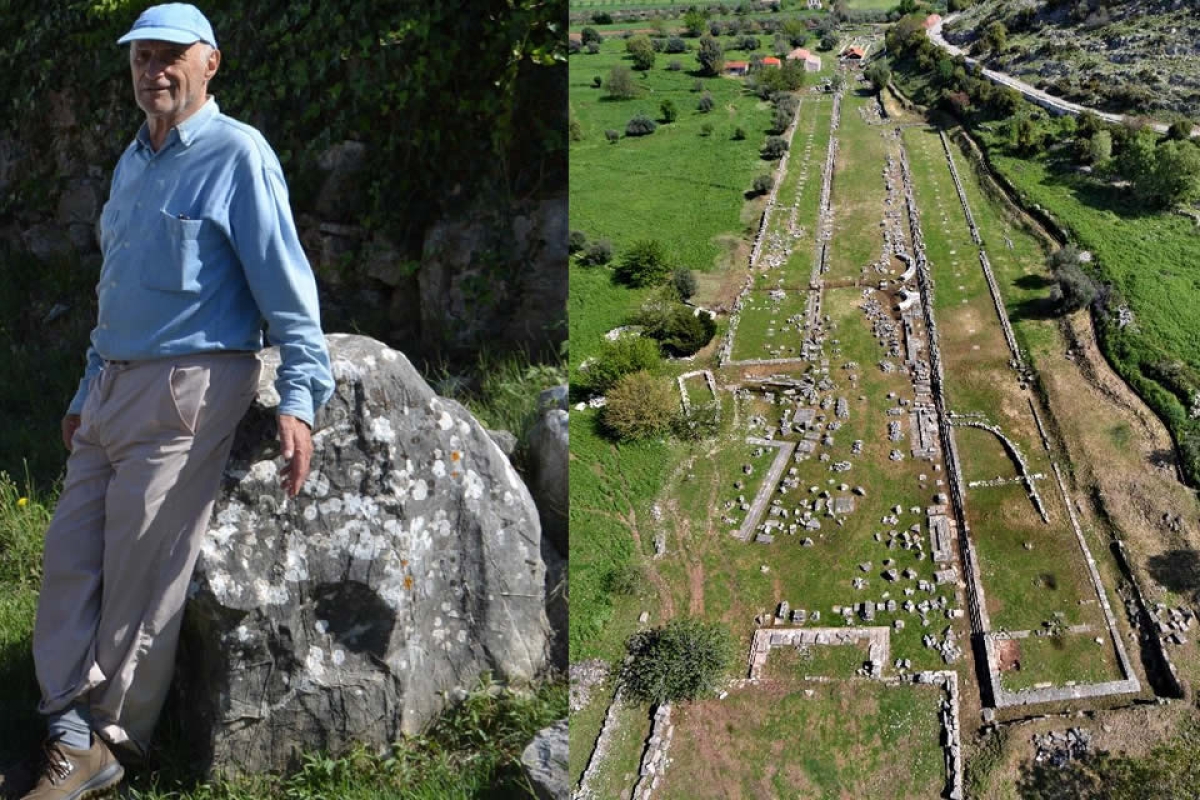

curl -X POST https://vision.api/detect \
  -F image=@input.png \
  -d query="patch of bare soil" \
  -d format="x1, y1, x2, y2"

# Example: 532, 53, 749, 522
997, 638, 1022, 673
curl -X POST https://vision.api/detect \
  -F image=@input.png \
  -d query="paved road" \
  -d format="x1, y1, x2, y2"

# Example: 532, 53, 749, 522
927, 14, 1199, 138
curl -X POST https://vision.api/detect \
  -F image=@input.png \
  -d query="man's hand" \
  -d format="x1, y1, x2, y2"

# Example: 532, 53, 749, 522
61, 414, 82, 452
278, 414, 313, 497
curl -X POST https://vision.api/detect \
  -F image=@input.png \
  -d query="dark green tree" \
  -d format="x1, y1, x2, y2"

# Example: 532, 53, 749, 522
625, 113, 658, 137
660, 99, 678, 124
672, 267, 697, 300
697, 35, 725, 76
620, 618, 736, 704
615, 239, 670, 287
761, 135, 788, 160
864, 63, 891, 92
698, 91, 715, 113
644, 306, 717, 356
585, 336, 663, 394
580, 27, 602, 46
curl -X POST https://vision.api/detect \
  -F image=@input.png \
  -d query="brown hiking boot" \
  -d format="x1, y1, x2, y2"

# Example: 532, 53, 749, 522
20, 737, 123, 800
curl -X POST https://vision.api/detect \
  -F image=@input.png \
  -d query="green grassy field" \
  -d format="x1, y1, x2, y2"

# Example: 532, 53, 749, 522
730, 289, 811, 362
999, 632, 1125, 692
660, 679, 946, 799
569, 38, 778, 274
826, 89, 891, 282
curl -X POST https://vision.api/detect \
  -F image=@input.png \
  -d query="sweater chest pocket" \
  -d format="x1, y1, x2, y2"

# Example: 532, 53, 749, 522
143, 210, 216, 293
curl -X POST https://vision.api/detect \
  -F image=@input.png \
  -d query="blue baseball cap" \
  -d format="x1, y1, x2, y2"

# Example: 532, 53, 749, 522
117, 3, 217, 48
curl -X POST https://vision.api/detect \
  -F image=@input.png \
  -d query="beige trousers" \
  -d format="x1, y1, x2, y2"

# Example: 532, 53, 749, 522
34, 352, 260, 754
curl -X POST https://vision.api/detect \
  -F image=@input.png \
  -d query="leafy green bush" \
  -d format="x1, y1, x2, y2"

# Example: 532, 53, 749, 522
672, 268, 697, 301
626, 113, 658, 137
581, 27, 602, 46
626, 34, 656, 71
605, 65, 638, 99
644, 307, 717, 357
585, 336, 663, 395
761, 135, 788, 160
580, 239, 613, 266
603, 562, 645, 596
752, 174, 774, 195
698, 92, 715, 113
620, 618, 735, 704
568, 230, 587, 254
697, 35, 724, 76
666, 36, 688, 53
615, 239, 670, 287
660, 99, 678, 124
602, 371, 678, 441
732, 126, 747, 140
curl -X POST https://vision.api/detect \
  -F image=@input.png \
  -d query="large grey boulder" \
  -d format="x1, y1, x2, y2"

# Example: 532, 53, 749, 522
521, 719, 569, 800
172, 334, 549, 775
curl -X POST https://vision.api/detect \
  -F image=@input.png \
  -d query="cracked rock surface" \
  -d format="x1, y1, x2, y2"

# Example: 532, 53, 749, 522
172, 333, 548, 775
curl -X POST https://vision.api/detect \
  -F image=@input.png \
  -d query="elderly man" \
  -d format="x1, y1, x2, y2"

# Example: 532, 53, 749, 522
16, 4, 333, 798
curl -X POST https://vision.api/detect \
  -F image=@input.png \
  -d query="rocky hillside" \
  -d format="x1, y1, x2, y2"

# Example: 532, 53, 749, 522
944, 0, 1200, 119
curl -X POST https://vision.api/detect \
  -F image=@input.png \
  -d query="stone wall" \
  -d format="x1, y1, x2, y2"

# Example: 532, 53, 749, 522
630, 703, 674, 800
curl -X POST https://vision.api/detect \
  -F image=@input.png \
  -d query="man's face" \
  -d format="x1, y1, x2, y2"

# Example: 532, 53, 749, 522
129, 40, 219, 125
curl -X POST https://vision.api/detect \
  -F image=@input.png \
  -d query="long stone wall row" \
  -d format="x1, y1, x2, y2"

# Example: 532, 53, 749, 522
896, 139, 993, 641
737, 438, 798, 541
572, 683, 626, 800
937, 129, 1024, 371
630, 703, 674, 800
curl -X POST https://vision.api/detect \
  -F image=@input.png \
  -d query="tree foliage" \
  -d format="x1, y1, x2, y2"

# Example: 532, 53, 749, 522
602, 371, 678, 441
864, 63, 891, 91
642, 306, 717, 357
620, 618, 736, 704
660, 99, 678, 124
605, 65, 638, 99
697, 35, 725, 76
615, 239, 670, 287
698, 92, 715, 113
626, 35, 656, 71
761, 135, 788, 160
672, 267, 697, 301
625, 113, 658, 137
585, 336, 663, 394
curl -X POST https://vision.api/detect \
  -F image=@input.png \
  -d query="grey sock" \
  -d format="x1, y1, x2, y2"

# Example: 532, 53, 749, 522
47, 704, 92, 750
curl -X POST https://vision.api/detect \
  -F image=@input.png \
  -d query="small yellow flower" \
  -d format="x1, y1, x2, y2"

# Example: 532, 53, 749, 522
17, 497, 28, 508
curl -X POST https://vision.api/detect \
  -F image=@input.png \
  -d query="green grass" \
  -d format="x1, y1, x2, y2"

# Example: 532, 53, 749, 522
576, 699, 652, 800
568, 677, 613, 788
660, 679, 946, 799
569, 37, 776, 273
730, 289, 811, 362
826, 90, 891, 282
999, 632, 1125, 692
762, 642, 874, 680
568, 408, 678, 660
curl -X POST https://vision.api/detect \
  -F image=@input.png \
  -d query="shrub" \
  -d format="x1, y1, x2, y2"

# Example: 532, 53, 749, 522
983, 21, 1007, 52
668, 59, 683, 71
700, 123, 714, 137
605, 65, 638, 99
568, 230, 587, 254
586, 42, 600, 55
752, 174, 774, 195
761, 135, 788, 160
698, 92, 715, 113
586, 336, 663, 394
660, 99, 678, 124
672, 267, 697, 300
1167, 120, 1195, 142
740, 35, 760, 51
581, 27, 602, 46
692, 79, 704, 92
771, 105, 792, 134
666, 36, 688, 53
820, 32, 839, 51
732, 126, 747, 140
580, 238, 613, 265
620, 618, 736, 704
627, 34, 656, 71
604, 128, 620, 144
864, 63, 891, 91
625, 113, 658, 137
602, 371, 678, 441
697, 35, 724, 76
592, 11, 613, 24
643, 305, 717, 356
615, 239, 670, 286
592, 75, 602, 88
604, 562, 644, 596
